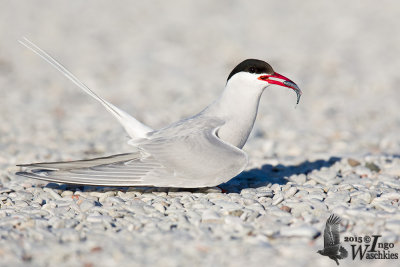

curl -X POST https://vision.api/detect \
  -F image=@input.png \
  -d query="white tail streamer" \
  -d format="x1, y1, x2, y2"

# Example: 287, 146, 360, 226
18, 37, 153, 139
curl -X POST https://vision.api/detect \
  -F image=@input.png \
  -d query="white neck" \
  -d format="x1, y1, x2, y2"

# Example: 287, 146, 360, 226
201, 73, 267, 148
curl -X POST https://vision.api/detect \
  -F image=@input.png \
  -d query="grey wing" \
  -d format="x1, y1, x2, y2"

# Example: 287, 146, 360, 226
324, 214, 341, 248
17, 153, 137, 170
15, 152, 158, 186
137, 117, 248, 187
16, 117, 248, 188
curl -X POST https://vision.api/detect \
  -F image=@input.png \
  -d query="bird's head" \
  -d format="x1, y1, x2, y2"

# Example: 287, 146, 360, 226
317, 250, 323, 255
226, 59, 302, 104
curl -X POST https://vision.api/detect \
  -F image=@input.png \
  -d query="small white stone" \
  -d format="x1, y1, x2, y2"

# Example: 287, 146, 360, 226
289, 174, 307, 184
379, 192, 400, 200
350, 191, 372, 204
212, 200, 242, 211
201, 210, 221, 223
284, 187, 298, 199
79, 200, 95, 212
61, 191, 73, 197
280, 225, 319, 238
272, 193, 284, 205
153, 202, 166, 213
43, 188, 62, 200
371, 200, 397, 213
385, 220, 400, 232
271, 184, 281, 192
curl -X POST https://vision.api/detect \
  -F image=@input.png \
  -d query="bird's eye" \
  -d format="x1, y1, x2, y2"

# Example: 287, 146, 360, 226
249, 67, 256, 73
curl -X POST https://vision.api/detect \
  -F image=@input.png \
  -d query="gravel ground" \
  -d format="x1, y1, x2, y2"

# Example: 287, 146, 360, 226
1, 1, 400, 266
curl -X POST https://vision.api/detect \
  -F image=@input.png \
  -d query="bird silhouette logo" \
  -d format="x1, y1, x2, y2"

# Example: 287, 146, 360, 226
317, 214, 348, 265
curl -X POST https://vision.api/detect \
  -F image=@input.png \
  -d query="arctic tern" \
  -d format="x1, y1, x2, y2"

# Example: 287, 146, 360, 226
16, 38, 302, 188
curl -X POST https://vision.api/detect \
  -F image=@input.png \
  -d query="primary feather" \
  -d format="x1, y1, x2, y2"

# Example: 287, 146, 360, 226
324, 214, 341, 248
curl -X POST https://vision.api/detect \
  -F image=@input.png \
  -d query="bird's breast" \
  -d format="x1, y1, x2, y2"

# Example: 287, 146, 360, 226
217, 113, 257, 148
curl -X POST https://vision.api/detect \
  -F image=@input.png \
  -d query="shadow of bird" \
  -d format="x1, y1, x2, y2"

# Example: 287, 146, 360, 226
317, 214, 348, 265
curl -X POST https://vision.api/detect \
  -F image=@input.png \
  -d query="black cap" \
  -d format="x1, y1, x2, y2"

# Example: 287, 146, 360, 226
227, 59, 274, 81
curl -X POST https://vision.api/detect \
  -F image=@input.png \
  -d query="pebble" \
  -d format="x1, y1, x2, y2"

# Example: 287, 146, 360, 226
290, 202, 312, 217
212, 200, 242, 211
379, 192, 400, 200
271, 184, 281, 192
153, 202, 166, 213
272, 193, 284, 205
201, 210, 222, 223
383, 179, 400, 189
280, 206, 291, 213
43, 188, 62, 200
283, 187, 298, 199
371, 199, 397, 213
61, 191, 73, 197
385, 220, 400, 232
348, 158, 361, 167
308, 169, 340, 185
305, 192, 325, 201
255, 187, 274, 198
354, 166, 373, 177
280, 225, 319, 238
365, 162, 381, 172
79, 200, 96, 212
327, 191, 350, 202
240, 188, 256, 195
87, 215, 112, 223
228, 209, 244, 217
289, 174, 307, 184
350, 191, 372, 204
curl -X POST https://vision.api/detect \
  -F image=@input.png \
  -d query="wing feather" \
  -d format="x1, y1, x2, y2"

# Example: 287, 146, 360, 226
17, 152, 138, 170
17, 116, 248, 188
324, 214, 341, 248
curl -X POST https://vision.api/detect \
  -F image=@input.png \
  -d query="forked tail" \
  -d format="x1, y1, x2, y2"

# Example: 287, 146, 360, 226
18, 37, 153, 139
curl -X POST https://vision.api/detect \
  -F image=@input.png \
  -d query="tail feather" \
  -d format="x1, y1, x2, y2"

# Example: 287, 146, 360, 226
18, 37, 153, 139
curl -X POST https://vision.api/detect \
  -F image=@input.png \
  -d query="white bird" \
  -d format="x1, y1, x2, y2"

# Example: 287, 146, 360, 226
16, 38, 302, 188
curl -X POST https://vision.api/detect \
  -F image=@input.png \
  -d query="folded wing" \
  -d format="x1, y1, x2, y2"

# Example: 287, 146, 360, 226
17, 117, 248, 188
